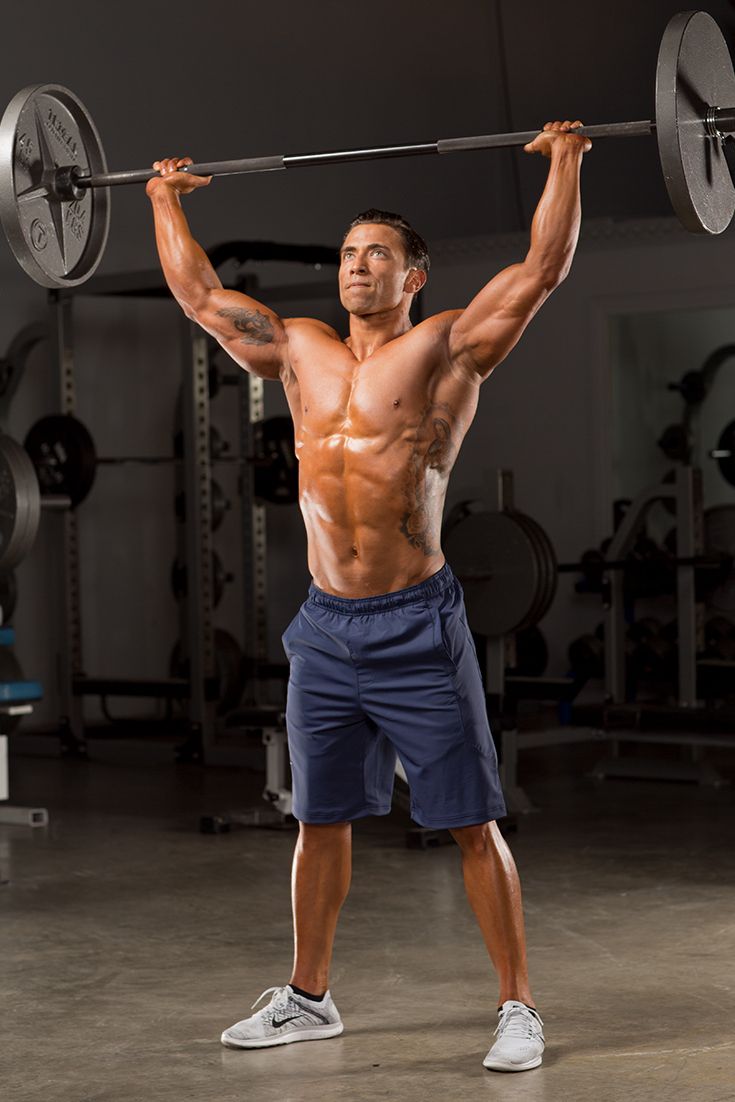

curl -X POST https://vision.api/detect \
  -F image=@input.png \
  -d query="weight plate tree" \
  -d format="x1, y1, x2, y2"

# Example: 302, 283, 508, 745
3, 12, 735, 289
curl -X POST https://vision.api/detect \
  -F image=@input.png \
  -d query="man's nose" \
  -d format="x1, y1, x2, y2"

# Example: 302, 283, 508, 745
350, 255, 367, 273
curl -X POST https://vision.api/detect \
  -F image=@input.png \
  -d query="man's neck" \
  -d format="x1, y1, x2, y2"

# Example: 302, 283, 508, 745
345, 308, 413, 362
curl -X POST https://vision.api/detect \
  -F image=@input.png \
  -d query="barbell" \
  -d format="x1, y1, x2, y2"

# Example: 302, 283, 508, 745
0, 11, 734, 290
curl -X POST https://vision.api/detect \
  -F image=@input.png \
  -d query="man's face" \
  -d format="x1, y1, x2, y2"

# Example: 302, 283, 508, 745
338, 223, 422, 315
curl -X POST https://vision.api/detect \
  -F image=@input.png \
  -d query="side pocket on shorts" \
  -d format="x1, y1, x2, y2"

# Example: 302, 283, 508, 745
281, 611, 300, 658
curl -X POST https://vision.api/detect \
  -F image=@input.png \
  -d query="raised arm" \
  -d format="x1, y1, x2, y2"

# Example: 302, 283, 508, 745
146, 158, 286, 381
448, 121, 591, 382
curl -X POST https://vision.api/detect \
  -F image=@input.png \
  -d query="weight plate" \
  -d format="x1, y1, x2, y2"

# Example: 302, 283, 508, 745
253, 416, 299, 505
655, 11, 735, 234
513, 511, 558, 627
171, 550, 229, 608
170, 629, 245, 714
715, 419, 735, 487
444, 510, 540, 636
24, 414, 97, 507
0, 84, 110, 288
505, 511, 546, 631
175, 478, 230, 531
704, 504, 735, 614
0, 435, 41, 573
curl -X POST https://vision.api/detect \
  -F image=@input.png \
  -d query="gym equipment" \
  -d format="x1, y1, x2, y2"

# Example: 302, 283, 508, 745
1, 12, 735, 289
171, 551, 232, 609
24, 411, 297, 508
568, 628, 605, 680
170, 628, 245, 714
253, 416, 298, 505
0, 435, 41, 573
712, 419, 735, 487
505, 625, 548, 677
704, 505, 735, 614
442, 507, 557, 636
175, 478, 230, 531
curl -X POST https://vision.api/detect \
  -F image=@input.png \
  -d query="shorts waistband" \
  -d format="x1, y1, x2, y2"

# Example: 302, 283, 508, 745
308, 562, 455, 614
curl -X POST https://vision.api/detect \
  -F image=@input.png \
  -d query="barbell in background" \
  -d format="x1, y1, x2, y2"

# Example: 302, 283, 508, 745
0, 10, 734, 290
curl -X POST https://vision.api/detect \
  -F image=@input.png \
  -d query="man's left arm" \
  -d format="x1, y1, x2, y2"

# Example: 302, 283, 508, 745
448, 120, 591, 382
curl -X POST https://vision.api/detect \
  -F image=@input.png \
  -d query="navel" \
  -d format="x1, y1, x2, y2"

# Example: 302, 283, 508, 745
351, 545, 359, 558
393, 398, 400, 408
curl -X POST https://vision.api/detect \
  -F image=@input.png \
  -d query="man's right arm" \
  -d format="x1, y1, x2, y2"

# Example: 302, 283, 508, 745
146, 160, 286, 381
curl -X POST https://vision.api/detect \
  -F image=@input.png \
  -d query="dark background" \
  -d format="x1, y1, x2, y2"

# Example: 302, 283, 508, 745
1, 0, 735, 724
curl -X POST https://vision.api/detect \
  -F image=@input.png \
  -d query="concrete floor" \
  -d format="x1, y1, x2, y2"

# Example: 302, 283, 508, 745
3, 740, 735, 1102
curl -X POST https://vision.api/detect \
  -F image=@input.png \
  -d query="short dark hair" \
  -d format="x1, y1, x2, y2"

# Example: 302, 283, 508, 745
344, 209, 430, 272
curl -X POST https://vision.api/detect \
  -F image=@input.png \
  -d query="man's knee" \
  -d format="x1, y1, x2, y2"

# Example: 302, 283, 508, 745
298, 821, 351, 846
450, 820, 498, 854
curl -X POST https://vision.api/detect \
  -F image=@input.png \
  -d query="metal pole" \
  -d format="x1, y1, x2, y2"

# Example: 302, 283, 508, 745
73, 120, 657, 190
50, 292, 85, 754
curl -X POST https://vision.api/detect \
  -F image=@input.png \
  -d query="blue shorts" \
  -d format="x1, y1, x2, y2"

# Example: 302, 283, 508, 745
281, 562, 507, 829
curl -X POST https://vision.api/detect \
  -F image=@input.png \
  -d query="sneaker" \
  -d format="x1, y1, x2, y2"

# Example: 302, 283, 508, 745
483, 1000, 545, 1071
221, 985, 344, 1049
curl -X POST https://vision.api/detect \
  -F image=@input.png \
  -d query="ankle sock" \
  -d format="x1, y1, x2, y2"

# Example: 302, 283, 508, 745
290, 984, 326, 1002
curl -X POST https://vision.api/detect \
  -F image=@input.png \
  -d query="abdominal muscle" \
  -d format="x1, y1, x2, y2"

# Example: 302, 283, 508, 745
298, 431, 449, 598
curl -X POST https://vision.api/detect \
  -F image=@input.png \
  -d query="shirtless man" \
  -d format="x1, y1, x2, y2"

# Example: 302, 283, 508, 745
146, 119, 590, 1072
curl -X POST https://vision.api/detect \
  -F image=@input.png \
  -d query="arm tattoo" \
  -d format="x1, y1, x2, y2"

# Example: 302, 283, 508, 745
399, 403, 458, 556
215, 307, 274, 345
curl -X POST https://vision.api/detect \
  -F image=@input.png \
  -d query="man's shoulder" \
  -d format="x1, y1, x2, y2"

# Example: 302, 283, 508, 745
284, 317, 341, 342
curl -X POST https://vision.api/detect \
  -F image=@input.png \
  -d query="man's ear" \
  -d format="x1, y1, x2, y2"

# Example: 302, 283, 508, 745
404, 268, 427, 295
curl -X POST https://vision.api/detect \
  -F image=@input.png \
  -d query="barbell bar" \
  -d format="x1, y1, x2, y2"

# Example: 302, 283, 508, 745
0, 11, 734, 290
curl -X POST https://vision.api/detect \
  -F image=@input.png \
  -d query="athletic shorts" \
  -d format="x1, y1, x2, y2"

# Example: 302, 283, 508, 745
281, 561, 507, 829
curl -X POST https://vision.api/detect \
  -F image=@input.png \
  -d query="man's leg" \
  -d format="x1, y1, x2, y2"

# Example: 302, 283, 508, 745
289, 821, 352, 994
450, 821, 535, 1007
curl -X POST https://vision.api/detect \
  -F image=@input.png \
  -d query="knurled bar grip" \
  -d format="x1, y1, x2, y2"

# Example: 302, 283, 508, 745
73, 120, 662, 190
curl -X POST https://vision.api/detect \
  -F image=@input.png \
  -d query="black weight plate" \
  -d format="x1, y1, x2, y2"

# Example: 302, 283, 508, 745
171, 551, 229, 608
715, 419, 735, 488
175, 478, 230, 532
170, 629, 245, 715
253, 416, 298, 505
0, 84, 110, 288
704, 505, 735, 614
511, 511, 556, 630
516, 511, 558, 624
0, 434, 41, 572
655, 11, 735, 234
506, 625, 549, 677
504, 512, 546, 632
24, 414, 97, 507
444, 510, 540, 636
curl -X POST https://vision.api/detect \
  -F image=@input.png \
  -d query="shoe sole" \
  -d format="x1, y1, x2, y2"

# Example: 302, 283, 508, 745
221, 1023, 344, 1049
483, 1055, 543, 1072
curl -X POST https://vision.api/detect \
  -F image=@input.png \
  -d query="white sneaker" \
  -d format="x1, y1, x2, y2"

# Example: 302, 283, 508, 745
483, 1000, 545, 1071
221, 985, 344, 1049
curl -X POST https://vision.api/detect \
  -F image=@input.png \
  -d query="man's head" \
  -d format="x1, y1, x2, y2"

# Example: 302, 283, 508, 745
339, 209, 429, 317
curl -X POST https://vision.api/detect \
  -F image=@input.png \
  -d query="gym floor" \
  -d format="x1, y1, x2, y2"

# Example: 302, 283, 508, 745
3, 739, 735, 1102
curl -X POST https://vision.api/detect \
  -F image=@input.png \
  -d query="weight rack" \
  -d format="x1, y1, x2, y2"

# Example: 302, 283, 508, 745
44, 243, 337, 772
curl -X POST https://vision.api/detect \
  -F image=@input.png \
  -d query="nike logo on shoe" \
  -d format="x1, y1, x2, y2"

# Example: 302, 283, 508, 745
271, 1015, 304, 1028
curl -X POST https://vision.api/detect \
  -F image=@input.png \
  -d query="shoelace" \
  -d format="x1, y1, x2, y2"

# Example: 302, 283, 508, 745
250, 986, 289, 1012
494, 1004, 544, 1040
